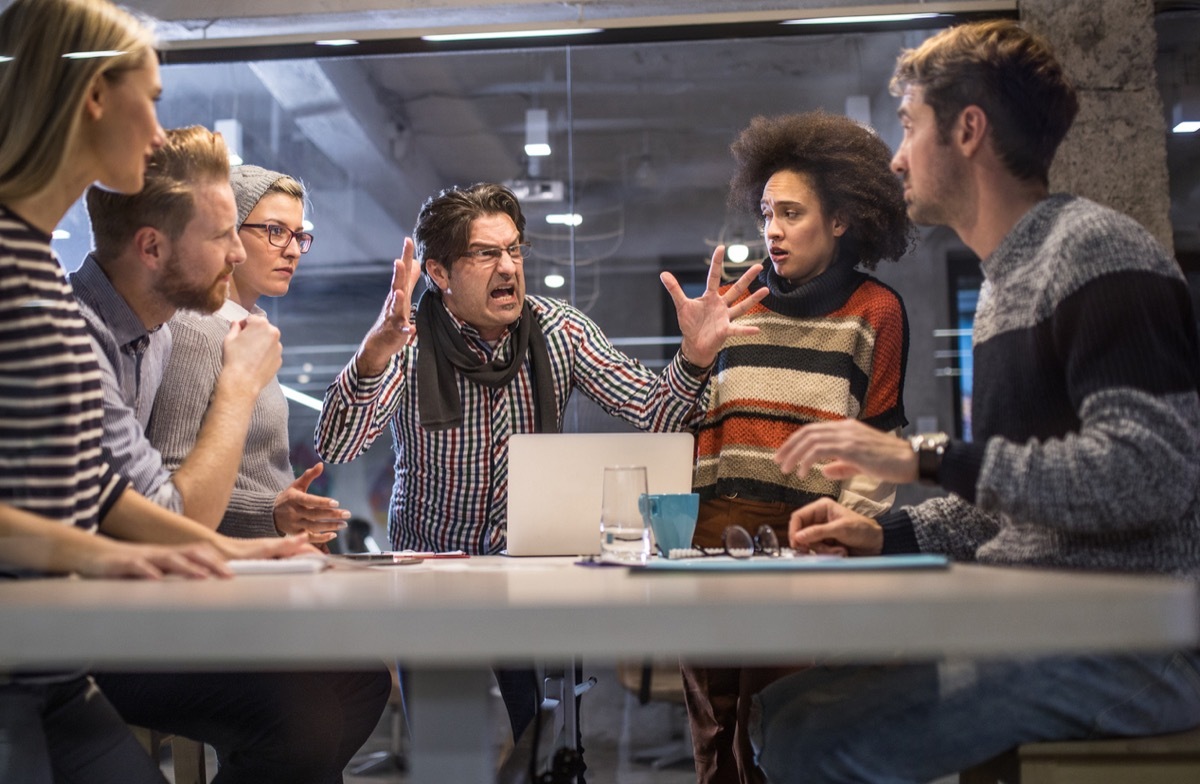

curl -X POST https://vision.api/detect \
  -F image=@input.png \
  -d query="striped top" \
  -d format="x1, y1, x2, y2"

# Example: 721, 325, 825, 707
0, 206, 128, 530
880, 195, 1200, 578
315, 295, 708, 554
692, 264, 908, 511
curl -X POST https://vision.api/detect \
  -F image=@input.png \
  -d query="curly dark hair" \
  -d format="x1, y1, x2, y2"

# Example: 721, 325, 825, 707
728, 111, 913, 270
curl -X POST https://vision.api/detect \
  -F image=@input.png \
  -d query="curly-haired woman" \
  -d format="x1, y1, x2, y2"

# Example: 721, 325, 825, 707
681, 110, 915, 784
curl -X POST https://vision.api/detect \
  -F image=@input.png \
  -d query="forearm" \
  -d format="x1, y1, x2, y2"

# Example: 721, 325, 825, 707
168, 372, 259, 529
0, 503, 116, 574
99, 486, 224, 547
315, 355, 404, 462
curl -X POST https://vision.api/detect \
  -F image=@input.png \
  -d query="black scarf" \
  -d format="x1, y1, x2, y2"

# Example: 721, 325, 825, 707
414, 289, 559, 433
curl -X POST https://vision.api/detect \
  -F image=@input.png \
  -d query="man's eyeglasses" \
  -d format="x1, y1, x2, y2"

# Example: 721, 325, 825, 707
240, 222, 314, 254
692, 524, 783, 559
459, 242, 531, 266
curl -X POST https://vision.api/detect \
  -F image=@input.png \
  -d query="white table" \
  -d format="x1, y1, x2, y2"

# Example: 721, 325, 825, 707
2, 556, 1197, 782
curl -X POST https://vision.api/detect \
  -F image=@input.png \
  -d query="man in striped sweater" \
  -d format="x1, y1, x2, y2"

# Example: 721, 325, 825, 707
752, 21, 1200, 784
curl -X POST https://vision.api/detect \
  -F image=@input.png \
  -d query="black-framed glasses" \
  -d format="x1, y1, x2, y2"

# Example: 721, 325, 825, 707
693, 524, 783, 559
459, 242, 531, 266
240, 222, 314, 254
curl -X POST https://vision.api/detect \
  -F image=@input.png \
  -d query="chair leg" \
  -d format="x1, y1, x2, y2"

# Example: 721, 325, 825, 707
171, 737, 208, 784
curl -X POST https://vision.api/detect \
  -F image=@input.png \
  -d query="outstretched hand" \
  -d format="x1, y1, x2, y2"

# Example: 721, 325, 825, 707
774, 419, 918, 484
356, 237, 422, 377
788, 498, 883, 557
273, 463, 350, 544
660, 245, 769, 367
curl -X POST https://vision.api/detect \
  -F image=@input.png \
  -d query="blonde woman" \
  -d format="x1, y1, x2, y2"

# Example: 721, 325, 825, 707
0, 1, 310, 781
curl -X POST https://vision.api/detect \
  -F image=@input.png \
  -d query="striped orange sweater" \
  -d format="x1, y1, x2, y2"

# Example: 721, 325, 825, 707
693, 264, 908, 508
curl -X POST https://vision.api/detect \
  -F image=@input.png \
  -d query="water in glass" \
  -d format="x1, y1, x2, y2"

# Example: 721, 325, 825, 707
599, 465, 650, 563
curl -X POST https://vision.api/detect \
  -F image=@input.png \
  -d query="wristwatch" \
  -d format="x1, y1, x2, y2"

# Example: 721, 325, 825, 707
908, 432, 951, 484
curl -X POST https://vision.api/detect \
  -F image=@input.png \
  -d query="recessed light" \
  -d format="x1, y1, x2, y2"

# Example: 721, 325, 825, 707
783, 13, 942, 26
422, 28, 602, 42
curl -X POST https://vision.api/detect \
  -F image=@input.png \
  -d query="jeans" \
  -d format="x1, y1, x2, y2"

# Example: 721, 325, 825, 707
96, 667, 391, 784
0, 676, 166, 784
750, 650, 1200, 784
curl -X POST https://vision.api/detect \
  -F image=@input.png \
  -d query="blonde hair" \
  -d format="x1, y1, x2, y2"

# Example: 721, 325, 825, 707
87, 126, 230, 262
0, 0, 155, 203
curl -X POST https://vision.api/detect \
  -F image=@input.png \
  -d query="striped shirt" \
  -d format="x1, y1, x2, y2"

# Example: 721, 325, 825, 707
315, 295, 707, 554
0, 206, 127, 530
693, 266, 908, 511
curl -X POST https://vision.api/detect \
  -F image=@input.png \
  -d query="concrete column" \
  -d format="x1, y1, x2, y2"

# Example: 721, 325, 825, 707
1021, 0, 1174, 254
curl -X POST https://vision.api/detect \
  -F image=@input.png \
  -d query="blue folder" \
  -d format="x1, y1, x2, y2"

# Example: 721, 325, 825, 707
631, 553, 950, 572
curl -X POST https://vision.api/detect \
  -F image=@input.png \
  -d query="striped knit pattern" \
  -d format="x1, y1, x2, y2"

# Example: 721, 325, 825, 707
885, 195, 1200, 578
315, 295, 707, 554
694, 268, 908, 508
0, 206, 127, 530
147, 302, 292, 539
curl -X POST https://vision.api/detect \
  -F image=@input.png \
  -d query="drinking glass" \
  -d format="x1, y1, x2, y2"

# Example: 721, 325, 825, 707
599, 466, 650, 563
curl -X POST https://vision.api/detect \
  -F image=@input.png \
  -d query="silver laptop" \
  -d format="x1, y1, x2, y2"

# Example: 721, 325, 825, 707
505, 432, 695, 556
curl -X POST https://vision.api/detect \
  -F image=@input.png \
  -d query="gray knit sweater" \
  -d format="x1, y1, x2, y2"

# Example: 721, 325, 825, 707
879, 195, 1200, 578
146, 302, 291, 538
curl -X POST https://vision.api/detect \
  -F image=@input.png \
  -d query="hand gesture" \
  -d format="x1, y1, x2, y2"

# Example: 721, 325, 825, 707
788, 498, 883, 556
357, 237, 422, 377
273, 463, 350, 544
775, 419, 918, 484
80, 541, 233, 580
214, 532, 319, 561
221, 314, 283, 396
660, 245, 769, 367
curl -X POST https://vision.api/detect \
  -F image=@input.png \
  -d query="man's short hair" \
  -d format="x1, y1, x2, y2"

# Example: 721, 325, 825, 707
890, 20, 1079, 185
86, 125, 231, 261
413, 182, 526, 283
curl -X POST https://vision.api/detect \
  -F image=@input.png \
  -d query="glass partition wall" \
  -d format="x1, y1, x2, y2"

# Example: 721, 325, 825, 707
46, 13, 1199, 520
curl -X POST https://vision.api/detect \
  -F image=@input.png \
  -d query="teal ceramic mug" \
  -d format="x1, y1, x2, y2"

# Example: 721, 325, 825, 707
639, 492, 700, 557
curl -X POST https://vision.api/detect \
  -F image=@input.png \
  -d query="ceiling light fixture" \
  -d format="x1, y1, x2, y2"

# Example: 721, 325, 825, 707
279, 384, 324, 412
545, 213, 582, 226
544, 272, 566, 289
525, 108, 551, 157
61, 49, 125, 59
725, 243, 750, 264
422, 28, 602, 42
315, 39, 359, 47
214, 118, 245, 166
51, 229, 71, 240
783, 13, 943, 26
1173, 90, 1200, 134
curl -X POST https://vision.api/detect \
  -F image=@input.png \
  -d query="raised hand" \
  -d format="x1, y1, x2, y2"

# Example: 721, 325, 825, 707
356, 237, 422, 377
273, 463, 350, 544
660, 245, 769, 368
788, 497, 883, 556
774, 419, 918, 484
221, 314, 283, 396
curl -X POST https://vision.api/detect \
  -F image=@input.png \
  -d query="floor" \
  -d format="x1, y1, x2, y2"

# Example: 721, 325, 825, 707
163, 664, 700, 784
161, 664, 961, 783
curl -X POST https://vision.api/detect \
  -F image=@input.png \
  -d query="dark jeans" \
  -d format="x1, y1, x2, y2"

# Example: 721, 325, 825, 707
95, 667, 391, 784
0, 675, 166, 784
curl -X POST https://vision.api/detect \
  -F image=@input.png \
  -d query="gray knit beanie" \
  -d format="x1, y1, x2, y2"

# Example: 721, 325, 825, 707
230, 164, 287, 228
